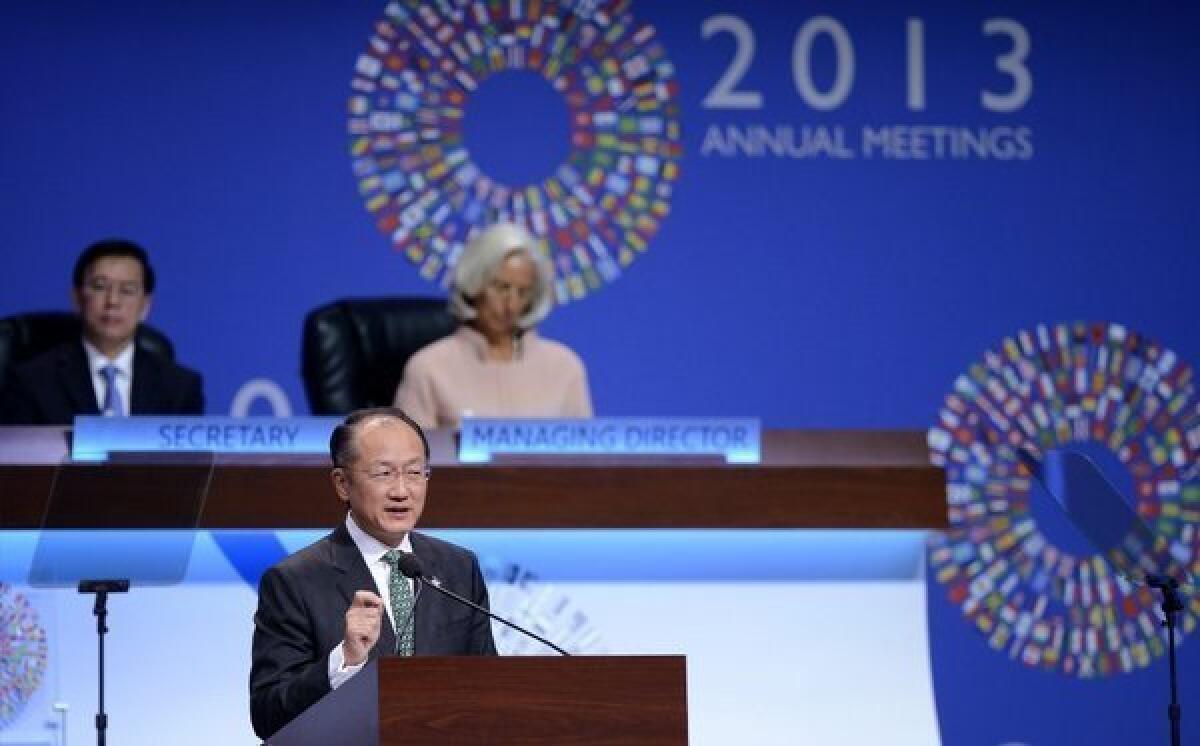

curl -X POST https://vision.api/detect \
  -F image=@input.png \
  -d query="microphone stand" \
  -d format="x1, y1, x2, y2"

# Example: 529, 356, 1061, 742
1148, 575, 1184, 746
417, 577, 570, 656
1021, 450, 1190, 746
78, 579, 130, 746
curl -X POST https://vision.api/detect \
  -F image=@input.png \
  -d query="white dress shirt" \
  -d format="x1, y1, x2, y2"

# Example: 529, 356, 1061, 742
327, 513, 415, 689
81, 339, 134, 416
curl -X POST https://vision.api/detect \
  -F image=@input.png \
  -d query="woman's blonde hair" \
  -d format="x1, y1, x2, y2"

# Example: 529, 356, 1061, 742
448, 222, 556, 330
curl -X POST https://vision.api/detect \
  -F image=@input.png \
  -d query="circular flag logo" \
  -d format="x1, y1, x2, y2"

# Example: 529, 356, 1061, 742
348, 0, 682, 302
928, 321, 1199, 678
0, 584, 47, 728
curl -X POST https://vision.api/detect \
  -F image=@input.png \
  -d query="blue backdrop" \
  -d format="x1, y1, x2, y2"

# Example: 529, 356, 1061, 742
3, 1, 1194, 425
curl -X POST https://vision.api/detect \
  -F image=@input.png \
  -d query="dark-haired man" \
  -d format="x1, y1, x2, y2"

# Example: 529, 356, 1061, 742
249, 407, 496, 740
0, 239, 204, 424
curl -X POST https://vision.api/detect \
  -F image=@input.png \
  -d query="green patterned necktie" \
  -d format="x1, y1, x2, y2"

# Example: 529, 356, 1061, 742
382, 550, 415, 655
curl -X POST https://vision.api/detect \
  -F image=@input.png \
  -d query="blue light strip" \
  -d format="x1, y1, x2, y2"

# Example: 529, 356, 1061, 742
0, 529, 927, 585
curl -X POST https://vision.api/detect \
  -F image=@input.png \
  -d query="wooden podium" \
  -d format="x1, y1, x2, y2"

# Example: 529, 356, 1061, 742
270, 656, 688, 746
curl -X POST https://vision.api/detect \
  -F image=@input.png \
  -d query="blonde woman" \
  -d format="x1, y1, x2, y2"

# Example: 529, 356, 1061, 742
394, 223, 592, 428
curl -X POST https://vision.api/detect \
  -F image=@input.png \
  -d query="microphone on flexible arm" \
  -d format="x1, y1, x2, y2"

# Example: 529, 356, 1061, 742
395, 551, 570, 656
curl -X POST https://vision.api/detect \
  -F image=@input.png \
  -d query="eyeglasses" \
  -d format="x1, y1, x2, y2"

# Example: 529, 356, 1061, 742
354, 464, 431, 486
82, 278, 144, 300
484, 278, 534, 303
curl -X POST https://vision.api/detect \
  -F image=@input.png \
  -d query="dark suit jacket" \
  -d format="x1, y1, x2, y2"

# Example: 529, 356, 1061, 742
249, 524, 497, 740
0, 339, 204, 424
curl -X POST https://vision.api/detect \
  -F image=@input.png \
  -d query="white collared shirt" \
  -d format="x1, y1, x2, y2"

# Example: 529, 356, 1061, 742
328, 513, 415, 689
344, 511, 415, 633
81, 339, 134, 416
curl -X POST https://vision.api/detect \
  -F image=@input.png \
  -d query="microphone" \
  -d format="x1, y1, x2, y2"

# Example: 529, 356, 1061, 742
396, 552, 570, 656
1146, 573, 1179, 589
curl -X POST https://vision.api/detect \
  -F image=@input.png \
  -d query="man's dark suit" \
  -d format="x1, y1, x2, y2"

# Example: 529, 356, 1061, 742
249, 523, 497, 740
0, 339, 204, 424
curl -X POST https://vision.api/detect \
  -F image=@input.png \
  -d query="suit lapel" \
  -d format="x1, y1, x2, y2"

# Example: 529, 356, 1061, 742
328, 524, 397, 659
130, 347, 161, 415
56, 342, 100, 415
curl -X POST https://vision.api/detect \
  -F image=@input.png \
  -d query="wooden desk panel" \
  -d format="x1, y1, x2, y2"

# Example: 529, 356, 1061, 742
0, 429, 947, 529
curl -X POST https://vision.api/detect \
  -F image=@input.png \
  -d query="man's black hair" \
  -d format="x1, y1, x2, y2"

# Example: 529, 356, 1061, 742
329, 407, 430, 468
73, 239, 156, 294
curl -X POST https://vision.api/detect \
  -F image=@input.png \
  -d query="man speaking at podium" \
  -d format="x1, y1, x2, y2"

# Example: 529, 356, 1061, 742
249, 407, 496, 740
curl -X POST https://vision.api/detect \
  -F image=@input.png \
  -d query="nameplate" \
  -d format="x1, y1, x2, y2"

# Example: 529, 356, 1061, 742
458, 417, 761, 464
71, 416, 341, 461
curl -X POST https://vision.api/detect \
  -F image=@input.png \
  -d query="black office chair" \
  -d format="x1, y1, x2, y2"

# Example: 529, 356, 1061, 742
301, 297, 457, 415
0, 311, 176, 388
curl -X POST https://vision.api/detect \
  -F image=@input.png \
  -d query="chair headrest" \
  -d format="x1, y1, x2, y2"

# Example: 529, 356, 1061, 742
301, 297, 456, 415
